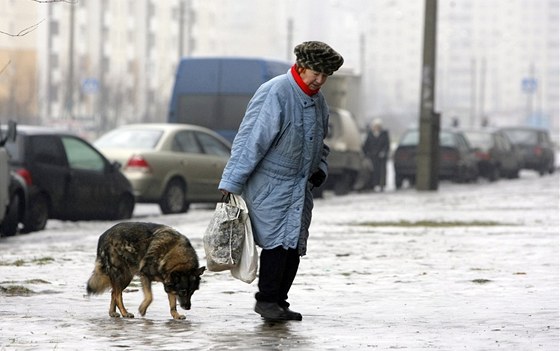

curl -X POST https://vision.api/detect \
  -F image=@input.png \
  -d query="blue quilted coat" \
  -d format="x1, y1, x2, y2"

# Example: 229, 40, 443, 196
218, 70, 330, 256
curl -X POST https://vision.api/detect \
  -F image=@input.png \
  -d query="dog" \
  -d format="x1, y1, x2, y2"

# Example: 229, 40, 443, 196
86, 222, 205, 320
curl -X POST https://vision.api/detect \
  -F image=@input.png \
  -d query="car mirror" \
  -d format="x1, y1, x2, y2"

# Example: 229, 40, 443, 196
111, 161, 122, 171
7, 121, 17, 142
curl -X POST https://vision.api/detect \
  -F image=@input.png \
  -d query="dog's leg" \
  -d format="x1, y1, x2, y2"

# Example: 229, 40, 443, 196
138, 276, 153, 317
109, 290, 120, 318
112, 288, 134, 318
168, 293, 185, 320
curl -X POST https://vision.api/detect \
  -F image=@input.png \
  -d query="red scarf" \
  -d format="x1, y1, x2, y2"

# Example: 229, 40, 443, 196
291, 64, 319, 96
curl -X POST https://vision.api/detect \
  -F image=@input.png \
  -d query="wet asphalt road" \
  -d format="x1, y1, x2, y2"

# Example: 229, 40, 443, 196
0, 171, 558, 350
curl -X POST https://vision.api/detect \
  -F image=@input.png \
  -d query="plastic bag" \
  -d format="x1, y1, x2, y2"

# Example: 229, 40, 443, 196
203, 194, 247, 272
230, 195, 258, 283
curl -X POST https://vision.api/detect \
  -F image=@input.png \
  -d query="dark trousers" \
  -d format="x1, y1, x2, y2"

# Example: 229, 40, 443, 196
256, 246, 300, 307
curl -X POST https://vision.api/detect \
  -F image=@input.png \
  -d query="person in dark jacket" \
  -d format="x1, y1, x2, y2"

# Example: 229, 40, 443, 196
363, 118, 390, 192
218, 41, 343, 322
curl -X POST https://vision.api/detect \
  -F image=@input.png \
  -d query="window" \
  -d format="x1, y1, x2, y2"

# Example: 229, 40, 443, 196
30, 136, 66, 166
62, 137, 105, 172
94, 129, 162, 149
196, 132, 230, 157
173, 131, 201, 153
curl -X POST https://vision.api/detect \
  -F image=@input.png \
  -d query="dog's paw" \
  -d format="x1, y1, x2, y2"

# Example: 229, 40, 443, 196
123, 312, 135, 318
171, 312, 186, 320
109, 312, 121, 318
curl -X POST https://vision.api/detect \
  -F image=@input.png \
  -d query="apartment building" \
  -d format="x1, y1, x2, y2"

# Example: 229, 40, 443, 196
0, 0, 557, 138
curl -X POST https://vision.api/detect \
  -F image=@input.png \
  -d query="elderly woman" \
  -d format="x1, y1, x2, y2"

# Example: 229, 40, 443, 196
219, 41, 343, 322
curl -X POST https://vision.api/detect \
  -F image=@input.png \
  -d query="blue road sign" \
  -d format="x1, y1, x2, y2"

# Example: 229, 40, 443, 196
521, 78, 537, 94
82, 78, 100, 94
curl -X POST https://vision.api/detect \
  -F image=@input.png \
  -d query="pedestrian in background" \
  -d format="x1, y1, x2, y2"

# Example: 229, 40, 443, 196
363, 118, 390, 192
218, 41, 343, 322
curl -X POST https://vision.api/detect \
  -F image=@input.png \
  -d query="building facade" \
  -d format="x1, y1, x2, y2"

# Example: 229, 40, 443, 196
0, 0, 558, 139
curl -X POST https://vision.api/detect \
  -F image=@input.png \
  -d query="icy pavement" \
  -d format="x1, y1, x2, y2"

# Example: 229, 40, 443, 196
0, 171, 558, 350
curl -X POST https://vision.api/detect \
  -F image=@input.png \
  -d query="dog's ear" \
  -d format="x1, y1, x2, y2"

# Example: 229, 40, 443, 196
164, 271, 181, 293
164, 283, 174, 293
196, 266, 206, 276
171, 271, 181, 282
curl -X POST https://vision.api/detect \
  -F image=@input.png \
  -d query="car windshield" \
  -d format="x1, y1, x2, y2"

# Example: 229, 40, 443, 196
502, 129, 538, 144
95, 129, 163, 149
465, 132, 492, 149
399, 130, 456, 147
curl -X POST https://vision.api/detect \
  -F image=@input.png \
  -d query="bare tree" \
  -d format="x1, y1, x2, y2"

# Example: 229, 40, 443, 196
0, 1, 76, 37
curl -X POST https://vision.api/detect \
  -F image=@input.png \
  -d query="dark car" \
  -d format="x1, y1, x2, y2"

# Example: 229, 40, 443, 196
500, 126, 555, 175
393, 129, 478, 189
463, 129, 522, 181
1, 122, 28, 237
3, 125, 135, 232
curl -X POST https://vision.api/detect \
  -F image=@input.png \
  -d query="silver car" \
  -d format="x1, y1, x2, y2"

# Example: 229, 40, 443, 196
95, 123, 231, 214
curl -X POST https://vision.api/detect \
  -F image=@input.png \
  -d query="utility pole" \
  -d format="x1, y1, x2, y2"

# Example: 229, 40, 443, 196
416, 0, 439, 191
186, 0, 194, 57
287, 18, 293, 61
178, 0, 185, 59
64, 3, 75, 120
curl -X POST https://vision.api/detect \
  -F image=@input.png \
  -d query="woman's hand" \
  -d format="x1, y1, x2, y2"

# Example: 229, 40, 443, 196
219, 189, 230, 196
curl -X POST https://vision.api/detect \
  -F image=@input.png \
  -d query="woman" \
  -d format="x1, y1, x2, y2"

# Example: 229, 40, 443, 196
219, 41, 343, 321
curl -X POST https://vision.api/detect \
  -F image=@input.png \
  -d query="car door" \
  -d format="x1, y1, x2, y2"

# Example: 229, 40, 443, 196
194, 131, 230, 201
60, 136, 112, 219
27, 135, 70, 218
495, 133, 513, 171
172, 130, 229, 201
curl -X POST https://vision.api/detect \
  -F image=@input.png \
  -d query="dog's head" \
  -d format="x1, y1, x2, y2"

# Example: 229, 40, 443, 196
164, 266, 205, 310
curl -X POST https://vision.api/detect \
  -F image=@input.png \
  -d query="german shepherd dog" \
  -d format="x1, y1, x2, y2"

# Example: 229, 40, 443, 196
86, 222, 205, 319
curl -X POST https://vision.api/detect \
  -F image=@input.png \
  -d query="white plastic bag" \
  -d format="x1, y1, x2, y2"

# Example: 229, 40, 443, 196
203, 194, 247, 272
230, 196, 258, 283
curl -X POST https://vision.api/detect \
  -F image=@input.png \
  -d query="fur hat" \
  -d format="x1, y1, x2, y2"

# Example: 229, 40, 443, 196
294, 41, 344, 76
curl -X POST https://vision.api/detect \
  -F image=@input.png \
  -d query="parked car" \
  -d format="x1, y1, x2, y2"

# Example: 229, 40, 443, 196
94, 123, 231, 214
313, 107, 373, 197
500, 126, 555, 175
0, 122, 28, 237
393, 128, 478, 189
3, 125, 135, 232
463, 129, 522, 181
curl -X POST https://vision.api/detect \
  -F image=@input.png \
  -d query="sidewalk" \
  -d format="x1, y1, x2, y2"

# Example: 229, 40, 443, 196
0, 171, 558, 350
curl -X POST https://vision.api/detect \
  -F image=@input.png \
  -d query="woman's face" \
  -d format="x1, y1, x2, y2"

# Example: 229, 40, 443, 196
299, 68, 329, 90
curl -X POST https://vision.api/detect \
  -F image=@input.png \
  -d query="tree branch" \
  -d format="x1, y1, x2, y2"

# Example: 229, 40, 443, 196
31, 0, 79, 3
0, 19, 45, 37
0, 60, 11, 76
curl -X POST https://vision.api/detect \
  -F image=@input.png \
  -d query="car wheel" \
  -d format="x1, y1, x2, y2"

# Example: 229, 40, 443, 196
488, 165, 499, 182
395, 174, 403, 189
159, 179, 188, 214
23, 193, 48, 232
0, 193, 20, 237
114, 194, 134, 220
333, 172, 354, 196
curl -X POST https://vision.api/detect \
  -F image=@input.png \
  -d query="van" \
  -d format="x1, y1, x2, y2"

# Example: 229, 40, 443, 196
168, 57, 291, 142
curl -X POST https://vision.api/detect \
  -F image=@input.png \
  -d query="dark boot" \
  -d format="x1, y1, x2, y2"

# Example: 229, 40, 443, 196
254, 301, 289, 321
279, 305, 302, 321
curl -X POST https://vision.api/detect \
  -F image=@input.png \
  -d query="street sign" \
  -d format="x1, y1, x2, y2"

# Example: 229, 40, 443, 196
82, 78, 99, 94
521, 78, 537, 94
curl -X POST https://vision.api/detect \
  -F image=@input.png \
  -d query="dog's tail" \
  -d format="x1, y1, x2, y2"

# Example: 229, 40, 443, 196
86, 261, 112, 295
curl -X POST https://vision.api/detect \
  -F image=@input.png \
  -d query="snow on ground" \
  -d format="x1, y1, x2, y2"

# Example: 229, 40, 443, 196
0, 170, 558, 350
